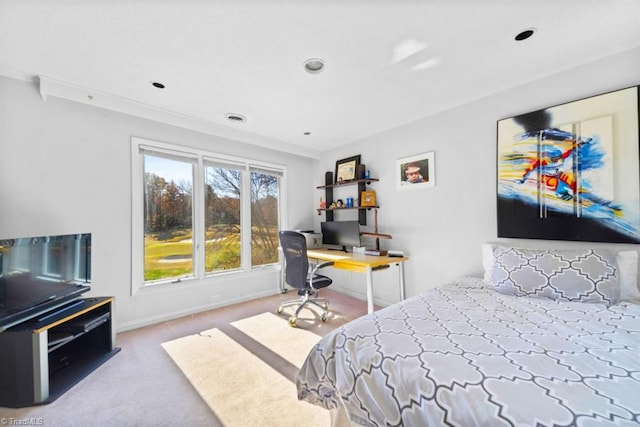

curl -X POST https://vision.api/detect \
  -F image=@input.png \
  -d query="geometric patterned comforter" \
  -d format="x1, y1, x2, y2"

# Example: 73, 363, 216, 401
296, 277, 640, 426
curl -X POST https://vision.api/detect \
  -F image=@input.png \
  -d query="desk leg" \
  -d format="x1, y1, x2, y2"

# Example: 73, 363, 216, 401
398, 262, 406, 301
366, 266, 374, 314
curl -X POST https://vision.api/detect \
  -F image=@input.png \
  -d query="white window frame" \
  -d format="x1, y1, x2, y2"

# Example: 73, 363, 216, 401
131, 136, 287, 295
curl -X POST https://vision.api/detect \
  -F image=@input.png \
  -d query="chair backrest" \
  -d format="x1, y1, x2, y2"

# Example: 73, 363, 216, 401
279, 231, 309, 290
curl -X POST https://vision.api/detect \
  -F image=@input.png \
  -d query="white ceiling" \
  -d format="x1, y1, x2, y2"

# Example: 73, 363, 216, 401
2, 0, 640, 158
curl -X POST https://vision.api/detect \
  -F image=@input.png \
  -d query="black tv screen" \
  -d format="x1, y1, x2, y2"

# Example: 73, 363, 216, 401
0, 233, 91, 331
321, 221, 361, 251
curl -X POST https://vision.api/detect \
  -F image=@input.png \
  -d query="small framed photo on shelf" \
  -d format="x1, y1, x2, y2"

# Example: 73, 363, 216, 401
360, 190, 376, 207
396, 151, 435, 191
335, 155, 361, 184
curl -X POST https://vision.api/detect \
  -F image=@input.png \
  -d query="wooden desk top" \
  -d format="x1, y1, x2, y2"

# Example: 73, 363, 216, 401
307, 248, 409, 268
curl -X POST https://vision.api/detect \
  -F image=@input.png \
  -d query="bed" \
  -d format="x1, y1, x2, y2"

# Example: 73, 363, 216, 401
296, 246, 640, 426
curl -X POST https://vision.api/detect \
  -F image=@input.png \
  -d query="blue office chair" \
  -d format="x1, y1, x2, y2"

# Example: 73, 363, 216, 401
278, 231, 334, 327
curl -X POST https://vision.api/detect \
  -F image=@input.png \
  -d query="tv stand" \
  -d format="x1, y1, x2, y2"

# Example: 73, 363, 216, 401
0, 297, 120, 407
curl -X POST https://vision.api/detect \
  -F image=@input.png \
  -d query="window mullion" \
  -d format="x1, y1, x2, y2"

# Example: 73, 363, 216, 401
193, 157, 205, 279
241, 166, 252, 271
279, 172, 287, 232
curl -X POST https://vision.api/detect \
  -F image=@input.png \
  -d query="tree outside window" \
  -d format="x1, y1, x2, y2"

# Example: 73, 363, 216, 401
250, 169, 280, 266
205, 165, 242, 272
143, 155, 194, 282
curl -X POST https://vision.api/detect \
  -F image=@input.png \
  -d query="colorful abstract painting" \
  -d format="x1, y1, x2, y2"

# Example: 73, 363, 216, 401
497, 86, 640, 243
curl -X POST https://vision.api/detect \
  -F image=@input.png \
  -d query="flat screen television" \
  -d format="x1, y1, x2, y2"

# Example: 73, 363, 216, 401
0, 233, 91, 331
321, 221, 361, 252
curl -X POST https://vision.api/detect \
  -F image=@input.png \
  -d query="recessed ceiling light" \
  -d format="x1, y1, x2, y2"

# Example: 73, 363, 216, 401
152, 81, 165, 89
515, 28, 536, 41
303, 58, 325, 74
225, 113, 247, 123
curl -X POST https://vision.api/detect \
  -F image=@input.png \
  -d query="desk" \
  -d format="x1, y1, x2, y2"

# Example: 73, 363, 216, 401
306, 249, 409, 314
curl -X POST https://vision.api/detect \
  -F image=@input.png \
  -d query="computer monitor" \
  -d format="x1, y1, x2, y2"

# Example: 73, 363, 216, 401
321, 221, 361, 252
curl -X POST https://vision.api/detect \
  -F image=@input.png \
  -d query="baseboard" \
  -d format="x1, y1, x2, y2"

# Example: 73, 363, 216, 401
115, 289, 277, 333
328, 286, 393, 308
116, 285, 394, 333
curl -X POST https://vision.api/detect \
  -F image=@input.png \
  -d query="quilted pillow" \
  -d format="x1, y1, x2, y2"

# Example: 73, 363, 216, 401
491, 246, 619, 305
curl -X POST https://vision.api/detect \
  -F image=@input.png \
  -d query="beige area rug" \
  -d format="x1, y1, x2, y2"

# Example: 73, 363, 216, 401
230, 312, 323, 368
161, 313, 328, 427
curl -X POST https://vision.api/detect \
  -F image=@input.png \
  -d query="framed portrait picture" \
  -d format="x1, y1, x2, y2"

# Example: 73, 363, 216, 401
360, 190, 376, 207
335, 155, 361, 184
497, 85, 640, 243
396, 151, 435, 191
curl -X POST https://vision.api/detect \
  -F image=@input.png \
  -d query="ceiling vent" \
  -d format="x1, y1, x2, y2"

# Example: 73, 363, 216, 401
225, 113, 247, 123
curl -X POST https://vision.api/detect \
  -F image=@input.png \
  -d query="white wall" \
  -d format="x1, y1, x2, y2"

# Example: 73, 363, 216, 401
315, 47, 640, 306
0, 76, 316, 331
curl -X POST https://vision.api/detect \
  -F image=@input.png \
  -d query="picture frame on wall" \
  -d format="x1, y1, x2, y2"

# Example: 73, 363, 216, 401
496, 85, 640, 243
335, 155, 361, 184
396, 151, 435, 191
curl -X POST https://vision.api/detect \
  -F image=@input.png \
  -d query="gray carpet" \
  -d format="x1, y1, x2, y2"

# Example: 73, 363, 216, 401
0, 289, 366, 426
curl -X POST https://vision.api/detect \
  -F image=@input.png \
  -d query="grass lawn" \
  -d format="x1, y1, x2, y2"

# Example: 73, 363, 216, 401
144, 226, 278, 281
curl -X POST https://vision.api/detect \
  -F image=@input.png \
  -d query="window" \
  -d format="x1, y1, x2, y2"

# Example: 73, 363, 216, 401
250, 167, 281, 266
143, 152, 195, 282
131, 138, 285, 291
204, 160, 242, 273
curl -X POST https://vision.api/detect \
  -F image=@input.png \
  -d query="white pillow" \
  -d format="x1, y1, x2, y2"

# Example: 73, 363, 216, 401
617, 250, 639, 303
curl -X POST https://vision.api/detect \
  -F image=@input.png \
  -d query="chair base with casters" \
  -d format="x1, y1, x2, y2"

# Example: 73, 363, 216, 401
278, 230, 334, 327
277, 285, 330, 327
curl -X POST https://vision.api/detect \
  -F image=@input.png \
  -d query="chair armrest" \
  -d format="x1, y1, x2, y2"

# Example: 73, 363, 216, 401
310, 261, 334, 277
315, 261, 335, 270
309, 261, 334, 291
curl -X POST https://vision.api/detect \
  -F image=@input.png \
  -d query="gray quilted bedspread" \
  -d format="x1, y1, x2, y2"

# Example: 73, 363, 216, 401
296, 278, 640, 426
